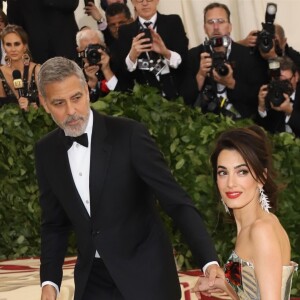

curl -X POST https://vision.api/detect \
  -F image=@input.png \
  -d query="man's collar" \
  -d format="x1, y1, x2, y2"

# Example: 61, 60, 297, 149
138, 13, 157, 26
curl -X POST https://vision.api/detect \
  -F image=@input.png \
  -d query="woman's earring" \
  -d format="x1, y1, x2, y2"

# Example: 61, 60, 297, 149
259, 187, 271, 213
221, 198, 230, 214
5, 55, 11, 67
22, 53, 31, 66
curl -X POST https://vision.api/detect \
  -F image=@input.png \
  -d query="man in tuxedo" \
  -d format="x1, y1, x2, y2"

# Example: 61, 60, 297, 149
256, 56, 300, 137
182, 2, 266, 119
35, 56, 223, 300
113, 0, 189, 100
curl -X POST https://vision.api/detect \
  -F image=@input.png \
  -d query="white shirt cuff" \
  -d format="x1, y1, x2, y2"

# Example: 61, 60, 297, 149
165, 50, 181, 69
285, 114, 291, 123
126, 55, 137, 72
42, 281, 59, 296
106, 75, 118, 90
258, 109, 267, 118
97, 21, 107, 31
202, 261, 219, 275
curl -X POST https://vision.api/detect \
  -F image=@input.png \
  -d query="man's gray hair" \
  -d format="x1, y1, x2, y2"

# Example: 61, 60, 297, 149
76, 28, 104, 48
37, 57, 86, 98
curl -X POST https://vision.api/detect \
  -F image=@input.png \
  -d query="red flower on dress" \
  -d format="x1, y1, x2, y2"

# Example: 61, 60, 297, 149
224, 260, 242, 287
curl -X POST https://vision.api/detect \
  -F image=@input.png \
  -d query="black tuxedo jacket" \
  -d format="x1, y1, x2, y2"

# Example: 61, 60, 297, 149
256, 82, 300, 138
35, 110, 218, 300
113, 12, 189, 98
182, 41, 267, 118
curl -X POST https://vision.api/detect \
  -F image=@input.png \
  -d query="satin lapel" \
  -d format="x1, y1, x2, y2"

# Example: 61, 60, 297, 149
89, 112, 112, 219
56, 130, 91, 221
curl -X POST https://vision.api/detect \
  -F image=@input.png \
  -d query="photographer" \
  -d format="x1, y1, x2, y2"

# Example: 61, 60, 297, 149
114, 0, 189, 100
239, 24, 300, 72
182, 3, 265, 119
76, 28, 128, 102
256, 56, 300, 137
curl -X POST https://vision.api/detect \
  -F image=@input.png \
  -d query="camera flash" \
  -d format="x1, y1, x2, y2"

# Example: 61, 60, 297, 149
267, 3, 277, 15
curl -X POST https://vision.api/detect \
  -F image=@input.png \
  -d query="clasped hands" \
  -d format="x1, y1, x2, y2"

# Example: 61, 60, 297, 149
192, 264, 238, 300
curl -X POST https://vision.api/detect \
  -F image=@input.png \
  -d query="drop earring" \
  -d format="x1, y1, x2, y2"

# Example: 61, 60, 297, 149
259, 187, 271, 212
5, 55, 11, 67
221, 198, 230, 214
22, 53, 31, 66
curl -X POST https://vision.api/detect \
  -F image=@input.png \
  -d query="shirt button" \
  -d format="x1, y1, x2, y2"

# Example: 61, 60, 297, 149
86, 200, 89, 204
79, 172, 82, 176
76, 144, 79, 148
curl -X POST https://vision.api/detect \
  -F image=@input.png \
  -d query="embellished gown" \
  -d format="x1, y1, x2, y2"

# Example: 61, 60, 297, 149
224, 251, 298, 300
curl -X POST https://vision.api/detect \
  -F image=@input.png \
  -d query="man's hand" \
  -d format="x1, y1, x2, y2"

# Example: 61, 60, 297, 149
41, 285, 57, 300
128, 32, 152, 63
258, 84, 268, 112
150, 29, 171, 59
195, 52, 212, 90
205, 264, 225, 286
238, 30, 258, 47
271, 93, 293, 114
84, 62, 100, 89
212, 63, 235, 89
84, 2, 103, 21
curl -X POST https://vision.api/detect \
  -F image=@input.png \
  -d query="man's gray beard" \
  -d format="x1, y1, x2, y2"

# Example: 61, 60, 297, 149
52, 110, 90, 137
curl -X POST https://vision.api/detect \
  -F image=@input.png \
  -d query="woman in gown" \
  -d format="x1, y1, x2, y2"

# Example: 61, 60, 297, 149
0, 24, 40, 110
193, 125, 297, 300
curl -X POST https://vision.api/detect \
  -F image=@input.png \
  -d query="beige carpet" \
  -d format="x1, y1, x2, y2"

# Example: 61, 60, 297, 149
0, 257, 229, 300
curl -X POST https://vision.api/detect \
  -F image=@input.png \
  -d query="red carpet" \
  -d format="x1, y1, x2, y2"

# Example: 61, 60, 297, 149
0, 257, 230, 300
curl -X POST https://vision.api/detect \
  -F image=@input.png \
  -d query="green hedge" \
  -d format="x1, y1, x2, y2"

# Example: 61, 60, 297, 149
0, 85, 299, 295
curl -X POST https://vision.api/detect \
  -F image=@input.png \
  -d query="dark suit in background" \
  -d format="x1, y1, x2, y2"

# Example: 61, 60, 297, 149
114, 13, 189, 99
6, 0, 79, 64
35, 109, 219, 300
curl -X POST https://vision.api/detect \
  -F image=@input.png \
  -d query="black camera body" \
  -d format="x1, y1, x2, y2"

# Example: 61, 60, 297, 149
195, 84, 222, 113
204, 36, 230, 77
256, 2, 277, 53
85, 44, 106, 65
266, 79, 293, 107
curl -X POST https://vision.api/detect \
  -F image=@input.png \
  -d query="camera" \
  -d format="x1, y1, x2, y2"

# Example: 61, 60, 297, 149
204, 36, 230, 77
85, 44, 106, 65
137, 57, 166, 76
194, 84, 236, 118
256, 2, 277, 53
265, 79, 293, 107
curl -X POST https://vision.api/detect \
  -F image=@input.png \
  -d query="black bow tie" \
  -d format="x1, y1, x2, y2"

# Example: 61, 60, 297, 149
65, 133, 88, 150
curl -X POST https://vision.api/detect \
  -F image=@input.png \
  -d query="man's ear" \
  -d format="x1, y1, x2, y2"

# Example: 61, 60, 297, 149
38, 93, 50, 113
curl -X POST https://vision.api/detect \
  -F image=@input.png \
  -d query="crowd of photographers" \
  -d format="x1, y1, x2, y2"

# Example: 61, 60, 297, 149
0, 0, 299, 138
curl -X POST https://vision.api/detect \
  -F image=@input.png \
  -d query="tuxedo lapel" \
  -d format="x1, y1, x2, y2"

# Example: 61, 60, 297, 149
55, 130, 91, 221
89, 112, 112, 219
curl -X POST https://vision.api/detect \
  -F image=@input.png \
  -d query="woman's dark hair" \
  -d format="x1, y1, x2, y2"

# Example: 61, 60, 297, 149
210, 125, 278, 211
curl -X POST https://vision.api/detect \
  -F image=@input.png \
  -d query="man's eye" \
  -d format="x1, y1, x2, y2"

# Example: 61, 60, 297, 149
53, 101, 63, 106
